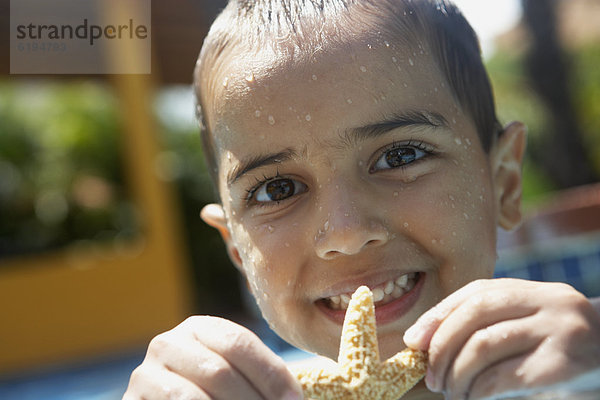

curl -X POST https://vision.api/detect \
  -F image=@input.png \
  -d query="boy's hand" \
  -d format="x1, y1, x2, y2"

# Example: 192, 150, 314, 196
404, 278, 600, 400
123, 316, 303, 400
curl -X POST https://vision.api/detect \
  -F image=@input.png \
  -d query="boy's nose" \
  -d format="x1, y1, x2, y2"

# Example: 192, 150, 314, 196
314, 190, 389, 260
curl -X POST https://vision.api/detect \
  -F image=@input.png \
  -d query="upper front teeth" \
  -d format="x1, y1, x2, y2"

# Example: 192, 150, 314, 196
325, 272, 418, 311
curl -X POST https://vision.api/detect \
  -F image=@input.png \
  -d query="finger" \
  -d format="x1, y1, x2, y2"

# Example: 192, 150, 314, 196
404, 279, 533, 349
404, 279, 493, 349
425, 288, 538, 392
186, 317, 303, 400
445, 316, 545, 399
125, 364, 210, 400
148, 333, 265, 400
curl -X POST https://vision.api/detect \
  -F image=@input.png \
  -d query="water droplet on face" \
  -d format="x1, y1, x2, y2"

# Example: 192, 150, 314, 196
391, 56, 397, 63
358, 160, 364, 167
285, 242, 290, 247
255, 110, 261, 117
267, 225, 275, 233
324, 220, 329, 231
245, 72, 255, 82
360, 65, 367, 72
408, 58, 414, 66
305, 114, 311, 121
454, 137, 462, 145
312, 74, 318, 81
222, 76, 229, 87
463, 213, 470, 220
268, 115, 275, 125
346, 98, 353, 104
466, 138, 472, 146
384, 40, 390, 47
393, 191, 399, 197
403, 222, 409, 228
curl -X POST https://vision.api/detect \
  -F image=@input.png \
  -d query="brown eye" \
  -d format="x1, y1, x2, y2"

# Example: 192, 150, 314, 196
385, 148, 417, 167
371, 144, 428, 172
255, 178, 307, 203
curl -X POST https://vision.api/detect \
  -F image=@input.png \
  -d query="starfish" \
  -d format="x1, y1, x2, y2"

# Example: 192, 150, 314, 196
292, 286, 427, 400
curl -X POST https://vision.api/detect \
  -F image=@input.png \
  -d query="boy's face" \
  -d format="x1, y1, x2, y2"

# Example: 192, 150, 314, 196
200, 40, 523, 359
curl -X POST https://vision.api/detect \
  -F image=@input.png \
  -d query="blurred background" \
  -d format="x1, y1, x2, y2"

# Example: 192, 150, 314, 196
0, 0, 599, 399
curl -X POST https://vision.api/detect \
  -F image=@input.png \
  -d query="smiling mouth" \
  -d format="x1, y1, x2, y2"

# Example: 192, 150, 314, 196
319, 272, 421, 311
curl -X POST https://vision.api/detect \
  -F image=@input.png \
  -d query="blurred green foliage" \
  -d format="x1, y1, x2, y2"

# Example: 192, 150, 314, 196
0, 80, 138, 259
487, 42, 600, 207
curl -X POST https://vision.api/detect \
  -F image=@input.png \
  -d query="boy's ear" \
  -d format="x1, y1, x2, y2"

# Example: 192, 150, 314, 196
200, 203, 244, 271
491, 121, 527, 231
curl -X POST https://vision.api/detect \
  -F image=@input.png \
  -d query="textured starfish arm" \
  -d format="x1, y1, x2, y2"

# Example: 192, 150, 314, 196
377, 348, 429, 400
295, 368, 361, 400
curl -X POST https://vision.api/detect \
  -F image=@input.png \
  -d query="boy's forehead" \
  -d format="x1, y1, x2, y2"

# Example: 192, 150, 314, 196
209, 42, 458, 148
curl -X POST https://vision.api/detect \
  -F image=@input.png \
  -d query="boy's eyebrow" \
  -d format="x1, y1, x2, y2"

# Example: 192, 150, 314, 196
227, 149, 297, 186
227, 110, 447, 186
344, 110, 449, 143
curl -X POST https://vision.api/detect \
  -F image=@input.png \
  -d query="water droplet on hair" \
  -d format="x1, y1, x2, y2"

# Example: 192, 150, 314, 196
305, 114, 311, 121
268, 115, 275, 125
408, 58, 414, 66
312, 74, 318, 80
360, 65, 367, 72
245, 72, 255, 82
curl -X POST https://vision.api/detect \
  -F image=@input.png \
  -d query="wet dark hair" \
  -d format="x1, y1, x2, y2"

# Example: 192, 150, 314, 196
194, 0, 502, 186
